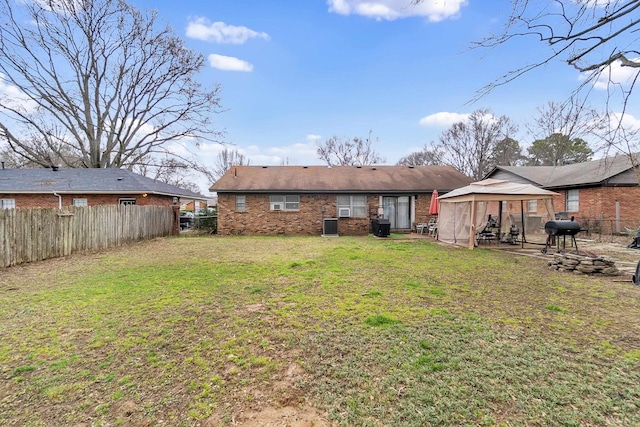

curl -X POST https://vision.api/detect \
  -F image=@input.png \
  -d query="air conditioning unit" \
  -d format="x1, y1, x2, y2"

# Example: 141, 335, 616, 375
272, 204, 282, 211
338, 207, 351, 218
323, 218, 338, 236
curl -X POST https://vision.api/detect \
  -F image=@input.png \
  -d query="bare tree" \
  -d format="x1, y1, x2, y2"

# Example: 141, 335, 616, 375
527, 100, 603, 142
523, 99, 599, 165
396, 145, 444, 166
438, 109, 517, 180
0, 138, 84, 168
132, 156, 202, 193
465, 0, 640, 106
0, 0, 222, 171
213, 147, 250, 178
317, 131, 385, 166
0, 144, 31, 168
599, 114, 640, 181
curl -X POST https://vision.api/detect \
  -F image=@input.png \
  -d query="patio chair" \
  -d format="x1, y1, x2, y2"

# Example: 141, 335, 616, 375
416, 222, 428, 234
416, 217, 437, 235
476, 217, 497, 244
428, 220, 438, 237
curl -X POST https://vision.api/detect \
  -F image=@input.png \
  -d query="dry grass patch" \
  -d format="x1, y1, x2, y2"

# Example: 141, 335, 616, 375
0, 236, 639, 426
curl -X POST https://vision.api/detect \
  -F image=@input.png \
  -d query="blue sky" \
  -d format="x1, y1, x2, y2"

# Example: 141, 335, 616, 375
2, 0, 637, 194
128, 0, 629, 178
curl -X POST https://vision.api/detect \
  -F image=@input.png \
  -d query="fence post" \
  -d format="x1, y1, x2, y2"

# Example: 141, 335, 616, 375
172, 205, 180, 235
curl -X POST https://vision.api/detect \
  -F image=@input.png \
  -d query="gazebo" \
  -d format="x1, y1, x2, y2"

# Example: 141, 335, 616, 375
436, 179, 559, 249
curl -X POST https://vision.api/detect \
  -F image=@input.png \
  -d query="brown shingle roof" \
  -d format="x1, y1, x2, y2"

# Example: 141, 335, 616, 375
210, 165, 472, 193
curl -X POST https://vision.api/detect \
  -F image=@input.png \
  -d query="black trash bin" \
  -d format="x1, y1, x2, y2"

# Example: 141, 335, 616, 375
371, 218, 391, 237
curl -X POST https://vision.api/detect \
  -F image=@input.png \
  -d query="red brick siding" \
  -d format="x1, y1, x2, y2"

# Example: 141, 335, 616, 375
182, 200, 207, 211
414, 193, 434, 224
0, 193, 177, 209
217, 193, 437, 236
552, 186, 640, 230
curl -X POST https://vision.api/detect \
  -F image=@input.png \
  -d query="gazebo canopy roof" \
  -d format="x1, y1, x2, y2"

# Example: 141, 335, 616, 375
438, 179, 558, 203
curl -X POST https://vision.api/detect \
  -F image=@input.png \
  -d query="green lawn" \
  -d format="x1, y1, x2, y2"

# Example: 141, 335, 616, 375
1, 236, 639, 426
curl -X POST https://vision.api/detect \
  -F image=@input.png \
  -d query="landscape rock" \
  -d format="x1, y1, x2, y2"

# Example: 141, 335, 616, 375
548, 253, 620, 276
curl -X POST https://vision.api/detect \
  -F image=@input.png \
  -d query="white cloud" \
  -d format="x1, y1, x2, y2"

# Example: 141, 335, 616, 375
585, 57, 640, 90
608, 112, 640, 131
186, 17, 270, 44
419, 112, 470, 127
306, 134, 322, 142
0, 73, 39, 113
327, 0, 468, 22
163, 136, 326, 192
575, 0, 610, 7
208, 54, 253, 72
244, 141, 320, 165
196, 138, 321, 170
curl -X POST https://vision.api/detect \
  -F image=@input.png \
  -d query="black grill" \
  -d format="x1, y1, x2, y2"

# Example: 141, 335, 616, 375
544, 220, 581, 236
542, 220, 581, 253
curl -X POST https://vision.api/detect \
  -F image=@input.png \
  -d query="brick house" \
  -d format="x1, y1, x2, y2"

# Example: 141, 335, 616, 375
485, 154, 640, 233
209, 165, 472, 236
0, 167, 205, 209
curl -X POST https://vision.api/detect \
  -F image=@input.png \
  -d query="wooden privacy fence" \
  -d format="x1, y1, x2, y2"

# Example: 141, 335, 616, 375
0, 205, 176, 268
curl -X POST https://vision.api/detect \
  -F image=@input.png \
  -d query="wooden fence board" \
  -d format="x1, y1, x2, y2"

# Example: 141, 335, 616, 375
0, 205, 175, 268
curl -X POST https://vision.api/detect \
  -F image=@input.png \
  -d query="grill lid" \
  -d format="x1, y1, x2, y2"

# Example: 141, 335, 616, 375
544, 220, 581, 236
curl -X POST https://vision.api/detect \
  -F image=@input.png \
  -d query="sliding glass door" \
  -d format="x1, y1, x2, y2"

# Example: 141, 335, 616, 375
382, 196, 410, 229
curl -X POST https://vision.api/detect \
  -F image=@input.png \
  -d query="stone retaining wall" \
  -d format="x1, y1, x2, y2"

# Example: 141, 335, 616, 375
548, 253, 620, 276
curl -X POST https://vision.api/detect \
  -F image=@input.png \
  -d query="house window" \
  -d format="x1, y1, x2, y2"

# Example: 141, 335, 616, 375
119, 198, 136, 205
527, 200, 537, 212
73, 198, 88, 207
336, 195, 366, 218
0, 198, 16, 209
236, 195, 246, 212
269, 195, 300, 211
566, 190, 579, 212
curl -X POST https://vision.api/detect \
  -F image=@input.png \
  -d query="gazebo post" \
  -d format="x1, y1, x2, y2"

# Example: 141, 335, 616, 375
498, 201, 503, 242
468, 198, 477, 249
521, 200, 525, 248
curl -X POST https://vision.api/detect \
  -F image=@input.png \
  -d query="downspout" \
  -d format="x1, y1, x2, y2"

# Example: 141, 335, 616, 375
53, 192, 62, 209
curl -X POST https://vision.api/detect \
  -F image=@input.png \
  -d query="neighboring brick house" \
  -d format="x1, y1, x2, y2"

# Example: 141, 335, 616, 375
0, 167, 205, 209
209, 165, 472, 236
485, 154, 640, 232
181, 200, 207, 212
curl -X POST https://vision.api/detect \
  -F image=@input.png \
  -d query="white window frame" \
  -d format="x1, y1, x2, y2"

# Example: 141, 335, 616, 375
527, 199, 537, 212
566, 189, 579, 212
0, 198, 16, 209
269, 195, 300, 211
337, 195, 367, 218
73, 198, 88, 207
119, 198, 136, 206
235, 195, 246, 212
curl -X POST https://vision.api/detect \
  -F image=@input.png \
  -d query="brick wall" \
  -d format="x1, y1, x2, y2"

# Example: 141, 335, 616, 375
182, 200, 207, 211
414, 193, 434, 224
551, 186, 640, 232
217, 193, 436, 236
0, 193, 177, 209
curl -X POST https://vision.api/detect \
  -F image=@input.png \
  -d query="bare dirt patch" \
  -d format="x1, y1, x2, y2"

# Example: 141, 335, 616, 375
230, 405, 331, 427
